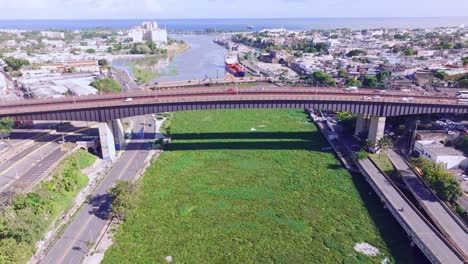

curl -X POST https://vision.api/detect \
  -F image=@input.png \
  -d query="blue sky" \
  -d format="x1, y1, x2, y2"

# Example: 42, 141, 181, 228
0, 0, 467, 19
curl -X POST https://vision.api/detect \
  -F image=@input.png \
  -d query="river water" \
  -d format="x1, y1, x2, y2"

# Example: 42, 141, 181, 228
111, 34, 228, 83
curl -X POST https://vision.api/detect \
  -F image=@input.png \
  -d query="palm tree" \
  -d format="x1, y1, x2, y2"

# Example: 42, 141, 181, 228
377, 136, 393, 158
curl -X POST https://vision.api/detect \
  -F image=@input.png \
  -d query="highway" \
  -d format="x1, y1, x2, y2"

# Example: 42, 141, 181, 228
40, 115, 155, 264
0, 86, 463, 118
0, 126, 95, 197
386, 149, 468, 258
358, 158, 465, 263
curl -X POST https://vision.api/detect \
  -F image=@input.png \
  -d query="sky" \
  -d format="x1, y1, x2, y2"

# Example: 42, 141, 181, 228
0, 0, 467, 19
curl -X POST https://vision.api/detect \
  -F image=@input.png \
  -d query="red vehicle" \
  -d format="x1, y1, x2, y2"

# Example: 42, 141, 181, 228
226, 88, 236, 93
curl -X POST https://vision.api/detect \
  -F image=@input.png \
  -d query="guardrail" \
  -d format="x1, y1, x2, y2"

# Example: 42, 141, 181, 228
396, 150, 468, 231
0, 86, 460, 108
362, 157, 468, 263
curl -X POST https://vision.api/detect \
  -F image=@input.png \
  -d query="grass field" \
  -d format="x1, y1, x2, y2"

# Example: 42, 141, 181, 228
103, 109, 413, 264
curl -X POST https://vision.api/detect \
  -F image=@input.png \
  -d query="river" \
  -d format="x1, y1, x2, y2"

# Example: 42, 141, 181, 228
111, 34, 229, 83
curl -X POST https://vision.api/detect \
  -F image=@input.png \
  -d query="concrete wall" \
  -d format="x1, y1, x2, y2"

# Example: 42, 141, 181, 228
98, 122, 116, 161
368, 116, 386, 153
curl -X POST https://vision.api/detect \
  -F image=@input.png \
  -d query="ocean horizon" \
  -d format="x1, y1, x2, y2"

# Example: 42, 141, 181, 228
0, 17, 467, 31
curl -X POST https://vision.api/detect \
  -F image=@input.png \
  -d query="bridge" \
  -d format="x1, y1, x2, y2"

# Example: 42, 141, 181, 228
1, 86, 467, 160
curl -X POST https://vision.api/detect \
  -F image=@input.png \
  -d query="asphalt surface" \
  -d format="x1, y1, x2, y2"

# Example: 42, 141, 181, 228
40, 115, 154, 264
0, 86, 462, 118
0, 126, 95, 197
359, 158, 464, 264
386, 149, 468, 257
314, 115, 465, 263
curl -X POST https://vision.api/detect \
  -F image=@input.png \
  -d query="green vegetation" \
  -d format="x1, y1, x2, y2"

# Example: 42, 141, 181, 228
103, 109, 413, 263
3, 57, 30, 72
376, 70, 392, 83
454, 135, 468, 156
131, 65, 178, 83
463, 57, 468, 66
90, 78, 123, 93
363, 76, 379, 88
337, 112, 356, 132
0, 117, 14, 139
110, 181, 140, 221
346, 49, 364, 57
345, 77, 362, 88
305, 71, 336, 87
132, 67, 158, 83
98, 59, 109, 67
129, 40, 167, 55
433, 70, 448, 80
403, 48, 414, 56
86, 48, 96, 54
412, 158, 463, 202
356, 150, 368, 160
0, 150, 96, 263
369, 153, 400, 179
290, 41, 328, 53
338, 68, 348, 78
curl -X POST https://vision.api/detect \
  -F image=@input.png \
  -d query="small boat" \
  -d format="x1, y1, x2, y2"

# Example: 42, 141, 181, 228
246, 25, 254, 29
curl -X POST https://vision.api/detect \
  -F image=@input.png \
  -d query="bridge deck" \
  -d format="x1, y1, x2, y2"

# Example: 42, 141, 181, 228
386, 149, 468, 257
358, 159, 465, 263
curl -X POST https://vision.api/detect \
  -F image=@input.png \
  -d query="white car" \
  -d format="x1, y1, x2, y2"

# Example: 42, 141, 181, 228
362, 96, 372, 100
401, 97, 414, 102
372, 95, 381, 100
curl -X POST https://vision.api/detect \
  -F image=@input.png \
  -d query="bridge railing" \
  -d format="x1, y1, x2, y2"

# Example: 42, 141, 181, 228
0, 87, 460, 109
0, 93, 464, 116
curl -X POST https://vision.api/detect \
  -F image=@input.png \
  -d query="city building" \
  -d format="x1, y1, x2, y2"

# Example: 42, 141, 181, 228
415, 140, 468, 170
40, 31, 65, 39
128, 21, 168, 45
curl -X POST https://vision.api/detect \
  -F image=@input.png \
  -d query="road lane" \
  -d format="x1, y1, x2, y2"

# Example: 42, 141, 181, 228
386, 149, 468, 258
40, 115, 154, 264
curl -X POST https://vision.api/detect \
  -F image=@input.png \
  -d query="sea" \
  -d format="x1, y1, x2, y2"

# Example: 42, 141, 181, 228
0, 17, 467, 31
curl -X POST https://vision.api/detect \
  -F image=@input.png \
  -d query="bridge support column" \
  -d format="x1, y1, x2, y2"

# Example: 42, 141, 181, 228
98, 121, 117, 161
368, 116, 386, 153
355, 114, 370, 136
110, 119, 125, 151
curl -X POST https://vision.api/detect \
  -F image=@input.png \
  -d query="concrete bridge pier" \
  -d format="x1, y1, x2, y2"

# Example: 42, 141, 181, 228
355, 113, 370, 136
110, 119, 125, 150
98, 119, 125, 161
368, 116, 386, 153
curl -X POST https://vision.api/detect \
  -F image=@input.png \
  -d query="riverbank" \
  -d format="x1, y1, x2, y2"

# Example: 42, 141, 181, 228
103, 109, 414, 263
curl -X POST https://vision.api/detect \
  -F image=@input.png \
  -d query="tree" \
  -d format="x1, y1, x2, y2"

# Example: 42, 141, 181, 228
362, 76, 379, 87
403, 48, 414, 56
377, 136, 393, 153
110, 181, 140, 221
86, 48, 96, 54
433, 71, 448, 80
356, 150, 368, 160
307, 71, 336, 87
3, 57, 30, 71
337, 68, 348, 78
462, 57, 468, 66
345, 78, 362, 88
0, 117, 14, 140
412, 157, 463, 202
376, 70, 392, 82
98, 59, 108, 67
346, 49, 364, 57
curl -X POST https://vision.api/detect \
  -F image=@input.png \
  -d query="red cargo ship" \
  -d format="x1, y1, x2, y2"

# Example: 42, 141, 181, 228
225, 55, 246, 77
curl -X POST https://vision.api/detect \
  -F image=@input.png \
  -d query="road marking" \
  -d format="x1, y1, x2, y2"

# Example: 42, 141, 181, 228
0, 126, 96, 177
52, 122, 147, 264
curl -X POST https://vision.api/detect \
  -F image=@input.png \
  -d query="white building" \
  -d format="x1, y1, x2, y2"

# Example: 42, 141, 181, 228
415, 140, 468, 170
128, 21, 168, 45
41, 31, 65, 39
0, 72, 6, 92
